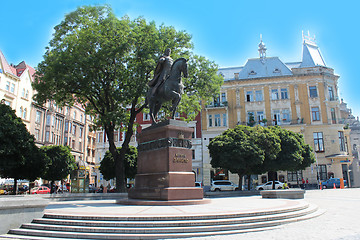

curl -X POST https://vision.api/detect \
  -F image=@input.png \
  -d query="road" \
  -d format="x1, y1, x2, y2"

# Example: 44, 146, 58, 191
187, 188, 360, 240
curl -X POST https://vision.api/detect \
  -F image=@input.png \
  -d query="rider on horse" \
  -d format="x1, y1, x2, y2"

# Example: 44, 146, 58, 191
148, 48, 173, 98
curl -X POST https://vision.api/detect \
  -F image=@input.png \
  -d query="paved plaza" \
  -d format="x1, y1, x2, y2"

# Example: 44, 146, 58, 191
187, 188, 360, 240
1, 188, 360, 239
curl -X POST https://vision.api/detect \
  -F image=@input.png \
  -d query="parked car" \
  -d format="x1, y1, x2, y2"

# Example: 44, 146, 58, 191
321, 178, 347, 189
210, 180, 239, 192
30, 186, 50, 194
89, 185, 99, 193
256, 181, 284, 190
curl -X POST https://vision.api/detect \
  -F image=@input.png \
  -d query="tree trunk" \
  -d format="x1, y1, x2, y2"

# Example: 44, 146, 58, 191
238, 173, 243, 191
12, 178, 18, 195
105, 123, 126, 193
247, 175, 251, 191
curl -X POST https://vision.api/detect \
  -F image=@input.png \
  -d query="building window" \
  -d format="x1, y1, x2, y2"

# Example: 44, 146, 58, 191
311, 107, 320, 121
5, 81, 10, 91
45, 131, 50, 142
255, 90, 263, 101
35, 129, 40, 140
331, 108, 336, 124
221, 92, 227, 104
64, 136, 68, 146
257, 111, 264, 123
72, 140, 75, 149
65, 121, 69, 132
273, 110, 281, 125
248, 111, 255, 123
287, 170, 303, 182
79, 127, 83, 138
339, 131, 346, 152
25, 90, 29, 99
114, 131, 119, 142
282, 109, 290, 122
143, 113, 150, 121
19, 107, 23, 118
313, 132, 324, 152
73, 111, 76, 120
35, 111, 41, 123
318, 165, 327, 181
222, 113, 227, 127
21, 88, 25, 98
246, 91, 253, 102
192, 150, 195, 159
80, 114, 83, 123
97, 132, 103, 142
328, 86, 335, 101
214, 114, 221, 127
271, 89, 279, 100
4, 100, 11, 106
10, 83, 15, 93
52, 116, 55, 126
23, 108, 27, 119
73, 125, 76, 135
209, 114, 213, 127
281, 88, 288, 99
309, 86, 318, 98
46, 115, 51, 126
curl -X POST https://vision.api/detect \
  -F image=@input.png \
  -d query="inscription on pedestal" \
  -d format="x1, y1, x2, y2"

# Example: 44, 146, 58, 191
138, 137, 192, 152
173, 153, 189, 163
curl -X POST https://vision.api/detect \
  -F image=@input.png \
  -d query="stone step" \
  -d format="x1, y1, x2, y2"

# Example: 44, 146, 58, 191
2, 202, 324, 239
42, 201, 310, 221
4, 209, 324, 240
30, 204, 317, 228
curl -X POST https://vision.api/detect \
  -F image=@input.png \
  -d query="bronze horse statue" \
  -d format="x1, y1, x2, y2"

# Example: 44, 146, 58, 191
147, 58, 188, 125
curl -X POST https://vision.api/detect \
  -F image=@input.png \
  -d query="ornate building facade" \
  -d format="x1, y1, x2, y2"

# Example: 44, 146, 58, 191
201, 34, 352, 188
0, 50, 96, 189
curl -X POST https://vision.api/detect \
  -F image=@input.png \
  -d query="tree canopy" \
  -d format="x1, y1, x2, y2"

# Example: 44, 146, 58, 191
41, 145, 76, 190
208, 125, 315, 189
33, 5, 223, 191
0, 102, 46, 194
208, 125, 281, 189
99, 145, 137, 181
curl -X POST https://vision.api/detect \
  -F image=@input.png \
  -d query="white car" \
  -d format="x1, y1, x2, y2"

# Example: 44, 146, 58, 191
256, 181, 284, 190
210, 180, 239, 192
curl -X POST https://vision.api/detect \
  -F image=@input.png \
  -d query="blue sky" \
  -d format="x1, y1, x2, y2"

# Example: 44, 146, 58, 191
1, 0, 360, 117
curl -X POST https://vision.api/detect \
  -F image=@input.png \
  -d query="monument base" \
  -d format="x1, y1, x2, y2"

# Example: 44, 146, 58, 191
129, 119, 203, 201
128, 187, 203, 201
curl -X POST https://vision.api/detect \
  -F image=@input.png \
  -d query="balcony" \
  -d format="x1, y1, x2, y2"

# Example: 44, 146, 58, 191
206, 101, 228, 109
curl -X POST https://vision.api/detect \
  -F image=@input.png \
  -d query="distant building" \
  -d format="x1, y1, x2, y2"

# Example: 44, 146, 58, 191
339, 99, 360, 187
0, 50, 96, 189
201, 33, 352, 188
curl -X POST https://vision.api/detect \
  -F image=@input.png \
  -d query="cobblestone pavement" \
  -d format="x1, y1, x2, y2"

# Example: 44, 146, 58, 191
184, 188, 360, 240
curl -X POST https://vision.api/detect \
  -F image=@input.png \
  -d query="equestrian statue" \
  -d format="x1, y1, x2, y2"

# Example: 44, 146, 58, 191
147, 48, 188, 125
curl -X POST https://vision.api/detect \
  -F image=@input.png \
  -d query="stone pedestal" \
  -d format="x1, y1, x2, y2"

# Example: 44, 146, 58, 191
128, 119, 203, 201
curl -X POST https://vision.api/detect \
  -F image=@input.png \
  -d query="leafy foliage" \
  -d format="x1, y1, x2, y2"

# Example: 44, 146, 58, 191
0, 102, 46, 193
99, 145, 137, 181
33, 5, 223, 191
209, 125, 315, 188
41, 145, 77, 182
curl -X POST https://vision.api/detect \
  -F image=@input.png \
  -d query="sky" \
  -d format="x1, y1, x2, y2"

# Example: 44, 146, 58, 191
1, 0, 360, 117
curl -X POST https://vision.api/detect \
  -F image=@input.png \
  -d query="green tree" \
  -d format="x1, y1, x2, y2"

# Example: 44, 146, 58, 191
33, 5, 223, 192
208, 125, 280, 190
99, 146, 137, 181
41, 145, 76, 193
0, 101, 45, 194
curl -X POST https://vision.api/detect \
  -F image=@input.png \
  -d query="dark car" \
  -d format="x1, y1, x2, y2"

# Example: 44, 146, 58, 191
321, 178, 347, 189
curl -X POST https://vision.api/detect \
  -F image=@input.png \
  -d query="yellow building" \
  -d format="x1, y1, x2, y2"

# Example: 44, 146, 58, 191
201, 34, 352, 188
